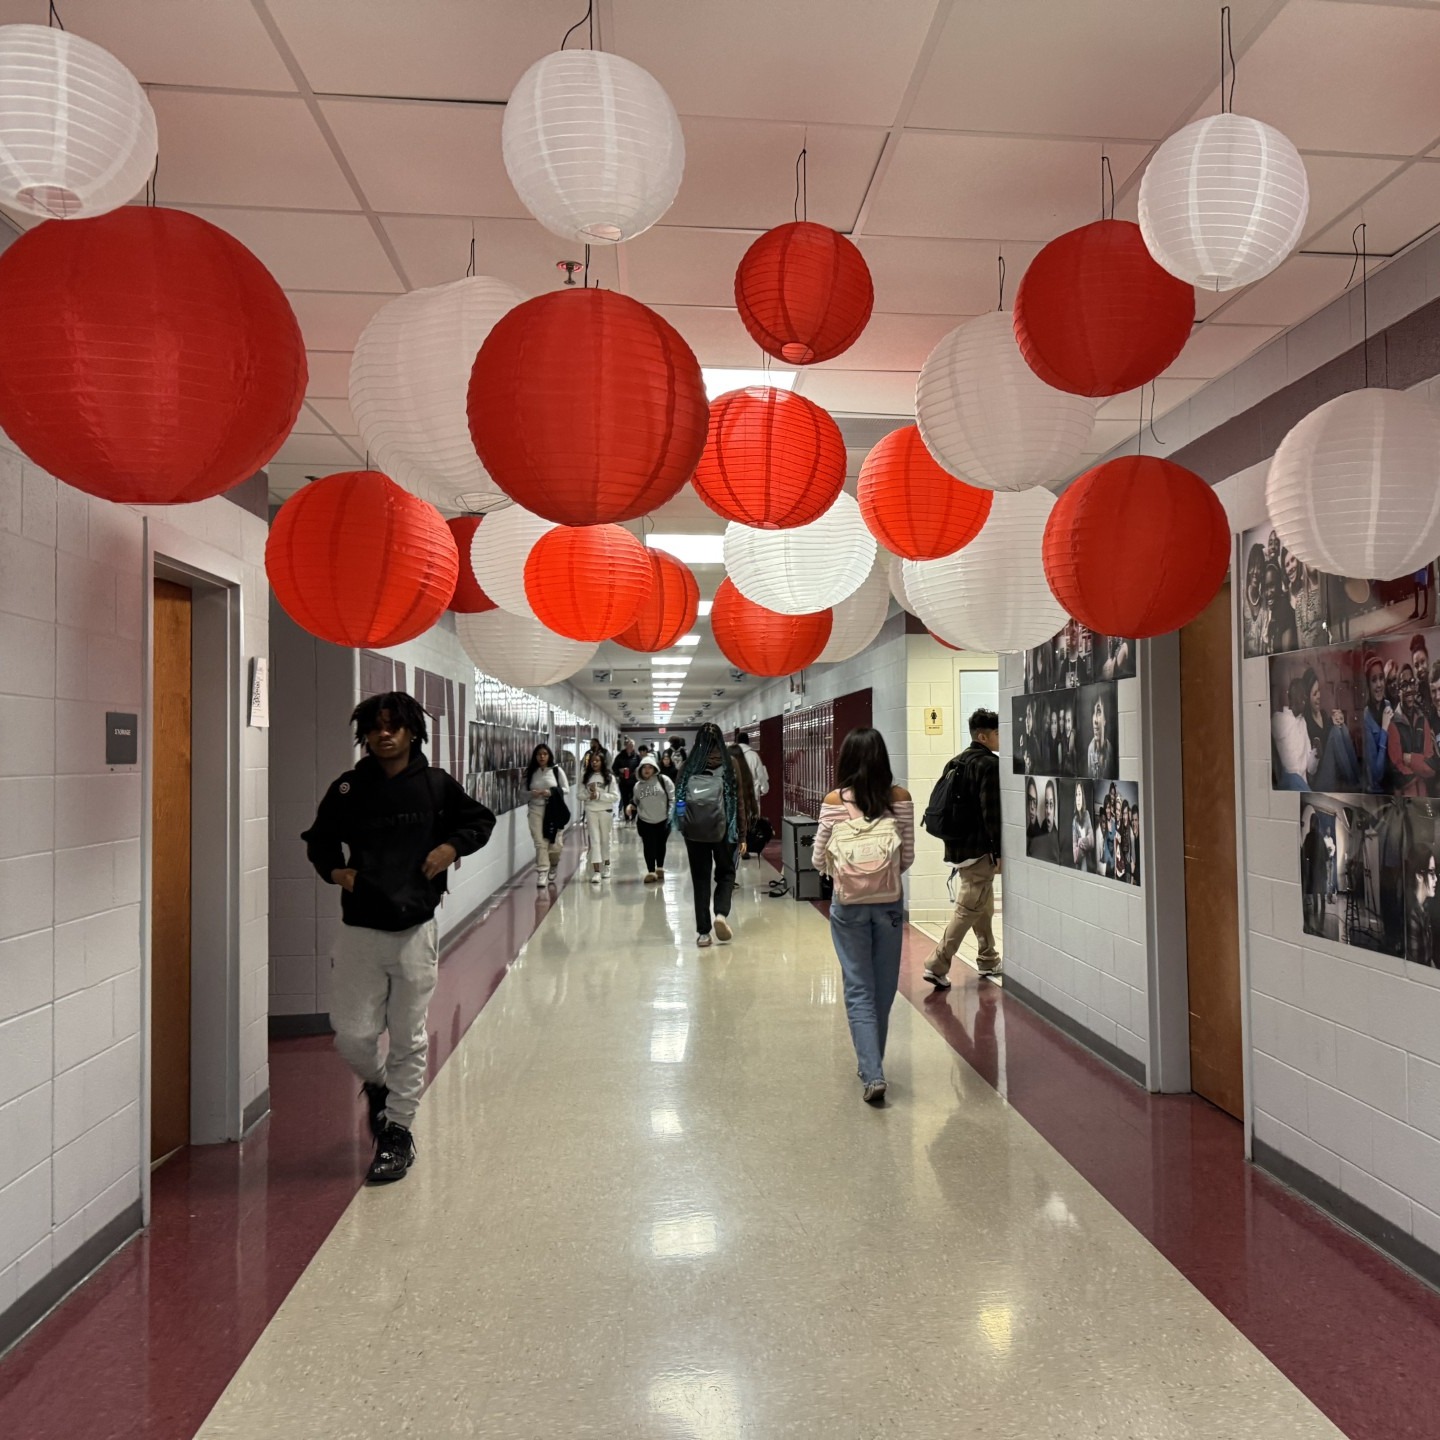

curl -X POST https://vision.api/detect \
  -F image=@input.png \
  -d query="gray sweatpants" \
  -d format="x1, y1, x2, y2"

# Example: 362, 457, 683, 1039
328, 918, 439, 1129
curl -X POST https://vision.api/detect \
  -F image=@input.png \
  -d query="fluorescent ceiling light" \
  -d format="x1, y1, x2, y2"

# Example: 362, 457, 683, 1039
702, 367, 796, 400
675, 634, 701, 646
650, 654, 691, 666
646, 533, 724, 565
696, 601, 713, 617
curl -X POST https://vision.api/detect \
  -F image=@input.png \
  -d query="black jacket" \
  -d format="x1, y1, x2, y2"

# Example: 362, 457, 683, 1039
303, 750, 496, 931
940, 742, 1002, 866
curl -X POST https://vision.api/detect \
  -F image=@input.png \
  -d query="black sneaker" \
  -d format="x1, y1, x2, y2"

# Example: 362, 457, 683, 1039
361, 1081, 388, 1140
367, 1123, 415, 1184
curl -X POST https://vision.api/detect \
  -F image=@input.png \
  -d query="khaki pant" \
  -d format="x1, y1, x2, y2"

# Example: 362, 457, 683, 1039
929, 857, 1000, 975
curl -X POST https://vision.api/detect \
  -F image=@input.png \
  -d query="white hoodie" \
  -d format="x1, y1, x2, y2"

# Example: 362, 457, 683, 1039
577, 769, 619, 818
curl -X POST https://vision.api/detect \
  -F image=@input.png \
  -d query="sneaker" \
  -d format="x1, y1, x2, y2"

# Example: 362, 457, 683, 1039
603, 861, 611, 875
367, 1123, 415, 1184
360, 1081, 388, 1140
977, 958, 1003, 978
863, 1080, 888, 1106
697, 933, 713, 948
713, 916, 733, 944
922, 967, 952, 991
644, 871, 659, 884
590, 870, 602, 886
536, 870, 549, 889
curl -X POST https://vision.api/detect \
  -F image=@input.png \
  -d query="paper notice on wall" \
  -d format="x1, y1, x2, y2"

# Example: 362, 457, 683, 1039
249, 657, 270, 728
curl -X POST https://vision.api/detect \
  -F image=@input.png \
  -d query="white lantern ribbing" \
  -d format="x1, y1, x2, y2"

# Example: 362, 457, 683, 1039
816, 561, 891, 664
0, 24, 157, 219
903, 489, 1067, 654
349, 276, 527, 513
502, 49, 684, 244
456, 609, 596, 688
724, 492, 875, 615
469, 503, 556, 618
1265, 388, 1440, 581
915, 311, 1097, 491
1139, 113, 1308, 292
886, 552, 916, 616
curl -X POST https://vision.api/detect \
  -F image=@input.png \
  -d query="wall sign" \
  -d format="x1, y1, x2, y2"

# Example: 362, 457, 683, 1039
105, 712, 138, 766
248, 657, 270, 728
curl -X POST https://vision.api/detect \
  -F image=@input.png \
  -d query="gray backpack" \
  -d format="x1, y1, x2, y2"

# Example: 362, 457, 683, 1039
679, 769, 727, 843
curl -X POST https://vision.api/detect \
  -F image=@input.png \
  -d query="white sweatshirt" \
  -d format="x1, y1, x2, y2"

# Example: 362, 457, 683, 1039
577, 774, 619, 818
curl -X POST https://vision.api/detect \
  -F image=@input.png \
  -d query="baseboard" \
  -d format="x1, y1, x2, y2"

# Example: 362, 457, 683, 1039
0, 1199, 144, 1359
242, 1088, 271, 1136
1001, 974, 1148, 1086
1252, 1138, 1440, 1295
268, 1012, 332, 1038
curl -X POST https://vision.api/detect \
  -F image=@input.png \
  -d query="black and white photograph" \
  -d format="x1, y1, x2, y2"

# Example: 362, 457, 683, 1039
1298, 794, 1404, 957
1090, 779, 1141, 885
1013, 690, 1080, 777
1024, 625, 1136, 692
1066, 776, 1096, 873
1268, 648, 1363, 794
1079, 682, 1119, 783
1404, 800, 1440, 969
1024, 774, 1063, 865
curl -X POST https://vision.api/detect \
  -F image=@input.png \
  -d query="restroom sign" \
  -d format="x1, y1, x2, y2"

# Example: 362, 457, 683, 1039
925, 706, 943, 735
249, 657, 270, 728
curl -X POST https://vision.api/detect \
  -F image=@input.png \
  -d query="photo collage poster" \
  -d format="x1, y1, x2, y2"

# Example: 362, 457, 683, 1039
466, 674, 548, 817
1247, 521, 1440, 971
1015, 622, 1139, 886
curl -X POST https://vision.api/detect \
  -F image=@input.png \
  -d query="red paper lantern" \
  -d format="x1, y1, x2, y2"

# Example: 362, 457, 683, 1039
468, 288, 708, 526
267, 472, 458, 648
928, 629, 962, 651
0, 206, 305, 504
616, 549, 699, 652
710, 577, 832, 677
858, 425, 993, 560
446, 515, 498, 614
523, 524, 654, 642
734, 221, 874, 365
693, 387, 846, 529
1043, 455, 1229, 638
1014, 219, 1195, 398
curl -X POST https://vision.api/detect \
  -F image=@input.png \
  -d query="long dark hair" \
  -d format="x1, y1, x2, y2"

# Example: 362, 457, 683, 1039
524, 743, 556, 786
835, 727, 893, 821
581, 748, 611, 785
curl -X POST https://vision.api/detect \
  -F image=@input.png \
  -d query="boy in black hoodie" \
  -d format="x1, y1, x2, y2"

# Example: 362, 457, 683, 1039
303, 692, 495, 1184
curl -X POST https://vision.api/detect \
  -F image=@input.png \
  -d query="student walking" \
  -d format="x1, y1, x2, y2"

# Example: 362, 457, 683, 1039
628, 756, 675, 882
735, 729, 769, 799
675, 723, 755, 947
615, 737, 640, 824
579, 749, 618, 885
812, 727, 914, 1105
303, 691, 495, 1183
525, 744, 569, 888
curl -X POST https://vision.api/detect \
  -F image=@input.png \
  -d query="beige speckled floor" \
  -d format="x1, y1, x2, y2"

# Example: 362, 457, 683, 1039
197, 834, 1341, 1439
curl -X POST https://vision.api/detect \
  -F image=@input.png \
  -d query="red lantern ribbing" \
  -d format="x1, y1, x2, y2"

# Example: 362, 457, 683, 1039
615, 549, 699, 652
468, 288, 709, 526
0, 207, 305, 504
857, 425, 993, 560
1014, 219, 1195, 398
523, 524, 654, 642
734, 221, 874, 366
1042, 455, 1229, 638
446, 515, 498, 614
693, 387, 846, 529
710, 577, 832, 678
267, 472, 458, 648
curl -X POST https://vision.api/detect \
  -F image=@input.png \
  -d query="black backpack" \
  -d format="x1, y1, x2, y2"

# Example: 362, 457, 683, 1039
921, 757, 966, 841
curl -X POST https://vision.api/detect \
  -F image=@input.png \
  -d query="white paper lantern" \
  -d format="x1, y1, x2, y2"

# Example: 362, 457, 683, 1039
1140, 113, 1308, 292
350, 276, 527, 514
469, 503, 556, 618
502, 49, 684, 245
915, 311, 1097, 492
1266, 388, 1440, 581
817, 561, 891, 664
724, 492, 875, 615
886, 552, 917, 616
456, 609, 596, 689
902, 489, 1067, 654
0, 24, 157, 219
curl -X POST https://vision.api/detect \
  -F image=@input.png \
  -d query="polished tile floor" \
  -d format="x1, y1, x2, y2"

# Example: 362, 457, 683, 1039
194, 833, 1340, 1440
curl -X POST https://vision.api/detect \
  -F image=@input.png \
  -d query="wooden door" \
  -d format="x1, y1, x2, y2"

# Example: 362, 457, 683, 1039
151, 579, 192, 1163
1179, 578, 1244, 1117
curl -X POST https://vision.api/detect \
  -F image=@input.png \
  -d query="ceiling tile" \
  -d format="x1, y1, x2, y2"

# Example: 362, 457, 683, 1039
1309, 159, 1440, 254
648, 307, 760, 369
1205, 253, 1357, 326
286, 292, 391, 352
266, 462, 354, 502
792, 370, 917, 416
149, 92, 359, 211
1095, 376, 1208, 422
1161, 323, 1285, 378
1300, 153, 1408, 244
181, 207, 405, 292
856, 237, 1043, 315
1076, 418, 1150, 456
866, 134, 1150, 241
305, 352, 353, 398
289, 402, 333, 435
810, 312, 977, 373
305, 397, 360, 438
271, 433, 364, 466
381, 214, 619, 293
620, 228, 754, 308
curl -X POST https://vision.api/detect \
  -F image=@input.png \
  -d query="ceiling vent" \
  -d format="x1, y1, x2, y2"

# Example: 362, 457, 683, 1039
608, 688, 622, 699
592, 669, 611, 682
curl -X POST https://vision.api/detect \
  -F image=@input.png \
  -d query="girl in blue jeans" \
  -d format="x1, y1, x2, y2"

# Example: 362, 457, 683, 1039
812, 728, 915, 1105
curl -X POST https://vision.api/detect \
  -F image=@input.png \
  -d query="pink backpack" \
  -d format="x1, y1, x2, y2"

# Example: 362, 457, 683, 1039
826, 798, 903, 904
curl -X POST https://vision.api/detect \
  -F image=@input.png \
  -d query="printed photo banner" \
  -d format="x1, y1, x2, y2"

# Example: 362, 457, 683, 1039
1013, 681, 1120, 784
1024, 773, 1141, 887
1024, 620, 1136, 693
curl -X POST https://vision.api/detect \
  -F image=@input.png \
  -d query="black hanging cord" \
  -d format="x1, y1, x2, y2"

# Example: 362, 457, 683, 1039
466, 223, 476, 278
145, 151, 158, 207
583, 243, 592, 289
997, 254, 1007, 311
1350, 223, 1370, 387
47, 1, 64, 30
560, 0, 594, 50
1148, 381, 1164, 447
1100, 154, 1115, 221
1220, 7, 1237, 114
793, 141, 808, 224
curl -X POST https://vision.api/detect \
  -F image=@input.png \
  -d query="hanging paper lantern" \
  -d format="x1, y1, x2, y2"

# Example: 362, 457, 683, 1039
915, 311, 1098, 491
350, 276, 527, 514
1044, 456, 1229, 637
469, 503, 555, 618
1266, 388, 1440, 581
456, 608, 597, 688
692, 386, 845, 529
267, 472, 458, 648
711, 578, 831, 677
469, 287, 708, 525
816, 562, 891, 664
903, 489, 1067, 654
886, 552, 917, 616
616, 549, 699, 652
1139, 114, 1309, 292
929, 629, 961, 651
724, 492, 875, 615
857, 424, 992, 560
501, 48, 683, 244
734, 221, 874, 365
1013, 219, 1195, 397
523, 525, 653, 642
0, 207, 305, 504
446, 516, 498, 614
0, 24, 157, 220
